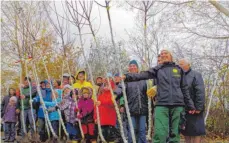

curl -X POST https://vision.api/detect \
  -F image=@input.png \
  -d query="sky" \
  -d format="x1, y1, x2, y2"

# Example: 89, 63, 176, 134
54, 1, 136, 44
53, 1, 140, 63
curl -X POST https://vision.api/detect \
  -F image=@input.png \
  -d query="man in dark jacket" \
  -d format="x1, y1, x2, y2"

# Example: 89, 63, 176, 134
115, 60, 148, 143
123, 50, 195, 143
179, 59, 206, 143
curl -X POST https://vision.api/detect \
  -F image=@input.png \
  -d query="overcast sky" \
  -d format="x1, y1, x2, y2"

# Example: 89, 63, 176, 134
54, 1, 136, 43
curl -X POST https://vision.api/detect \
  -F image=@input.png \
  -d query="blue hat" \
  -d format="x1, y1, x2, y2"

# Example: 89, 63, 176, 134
114, 73, 120, 77
43, 80, 48, 84
129, 60, 139, 68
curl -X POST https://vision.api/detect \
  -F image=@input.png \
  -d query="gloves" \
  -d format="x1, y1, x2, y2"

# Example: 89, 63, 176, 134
147, 86, 157, 98
55, 105, 59, 110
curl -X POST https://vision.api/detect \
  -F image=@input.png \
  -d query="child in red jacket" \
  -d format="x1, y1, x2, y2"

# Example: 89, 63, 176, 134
94, 79, 117, 142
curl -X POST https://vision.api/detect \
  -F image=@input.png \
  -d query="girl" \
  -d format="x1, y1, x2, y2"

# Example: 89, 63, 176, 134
77, 87, 97, 143
95, 79, 117, 143
3, 96, 19, 142
57, 84, 80, 141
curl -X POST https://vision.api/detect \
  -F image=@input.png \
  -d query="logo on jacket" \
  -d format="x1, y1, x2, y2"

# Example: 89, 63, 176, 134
172, 68, 178, 73
172, 68, 180, 77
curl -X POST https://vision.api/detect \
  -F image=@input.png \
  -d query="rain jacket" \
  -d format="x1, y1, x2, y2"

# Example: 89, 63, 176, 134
73, 70, 94, 99
94, 81, 116, 126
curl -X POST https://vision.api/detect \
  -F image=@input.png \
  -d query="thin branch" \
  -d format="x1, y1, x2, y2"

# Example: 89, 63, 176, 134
156, 0, 194, 5
182, 22, 229, 39
209, 0, 229, 17
125, 1, 144, 11
94, 0, 106, 8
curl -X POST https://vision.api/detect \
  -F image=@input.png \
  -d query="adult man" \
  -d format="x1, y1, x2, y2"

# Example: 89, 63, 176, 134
95, 76, 103, 87
123, 50, 195, 143
115, 60, 148, 143
17, 77, 37, 137
179, 59, 206, 143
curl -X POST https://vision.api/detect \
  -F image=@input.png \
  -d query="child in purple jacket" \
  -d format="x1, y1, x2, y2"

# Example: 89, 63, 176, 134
77, 87, 97, 142
3, 96, 19, 142
57, 84, 80, 141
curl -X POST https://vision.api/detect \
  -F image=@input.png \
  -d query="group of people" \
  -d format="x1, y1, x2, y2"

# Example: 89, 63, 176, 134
1, 49, 206, 143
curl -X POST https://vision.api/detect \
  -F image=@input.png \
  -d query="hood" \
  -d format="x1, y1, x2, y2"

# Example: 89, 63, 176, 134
80, 87, 93, 99
75, 69, 87, 81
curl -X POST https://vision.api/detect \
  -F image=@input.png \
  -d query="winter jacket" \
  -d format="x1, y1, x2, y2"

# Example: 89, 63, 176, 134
94, 84, 116, 126
1, 95, 19, 117
185, 69, 205, 111
58, 94, 77, 124
33, 88, 52, 118
45, 95, 62, 121
114, 81, 148, 116
125, 62, 195, 110
55, 89, 62, 99
77, 87, 94, 124
73, 70, 94, 99
73, 70, 93, 89
18, 85, 37, 110
3, 104, 17, 123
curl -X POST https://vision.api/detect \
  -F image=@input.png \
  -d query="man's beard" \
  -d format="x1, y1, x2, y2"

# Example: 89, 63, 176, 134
96, 83, 103, 86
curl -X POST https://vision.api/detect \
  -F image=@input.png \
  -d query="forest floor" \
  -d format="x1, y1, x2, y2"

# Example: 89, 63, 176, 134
1, 131, 229, 143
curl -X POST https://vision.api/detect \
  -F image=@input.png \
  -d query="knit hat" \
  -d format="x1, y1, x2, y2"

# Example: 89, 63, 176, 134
10, 96, 17, 103
43, 80, 48, 84
129, 60, 139, 68
63, 73, 70, 77
63, 84, 72, 90
114, 73, 120, 77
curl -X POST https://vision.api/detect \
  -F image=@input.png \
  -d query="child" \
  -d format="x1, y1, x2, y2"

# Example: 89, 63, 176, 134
57, 84, 80, 141
45, 90, 61, 139
77, 87, 97, 143
33, 80, 52, 142
3, 96, 19, 142
95, 79, 117, 143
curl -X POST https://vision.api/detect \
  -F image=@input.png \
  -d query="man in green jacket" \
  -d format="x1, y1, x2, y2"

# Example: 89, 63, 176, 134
17, 77, 37, 137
